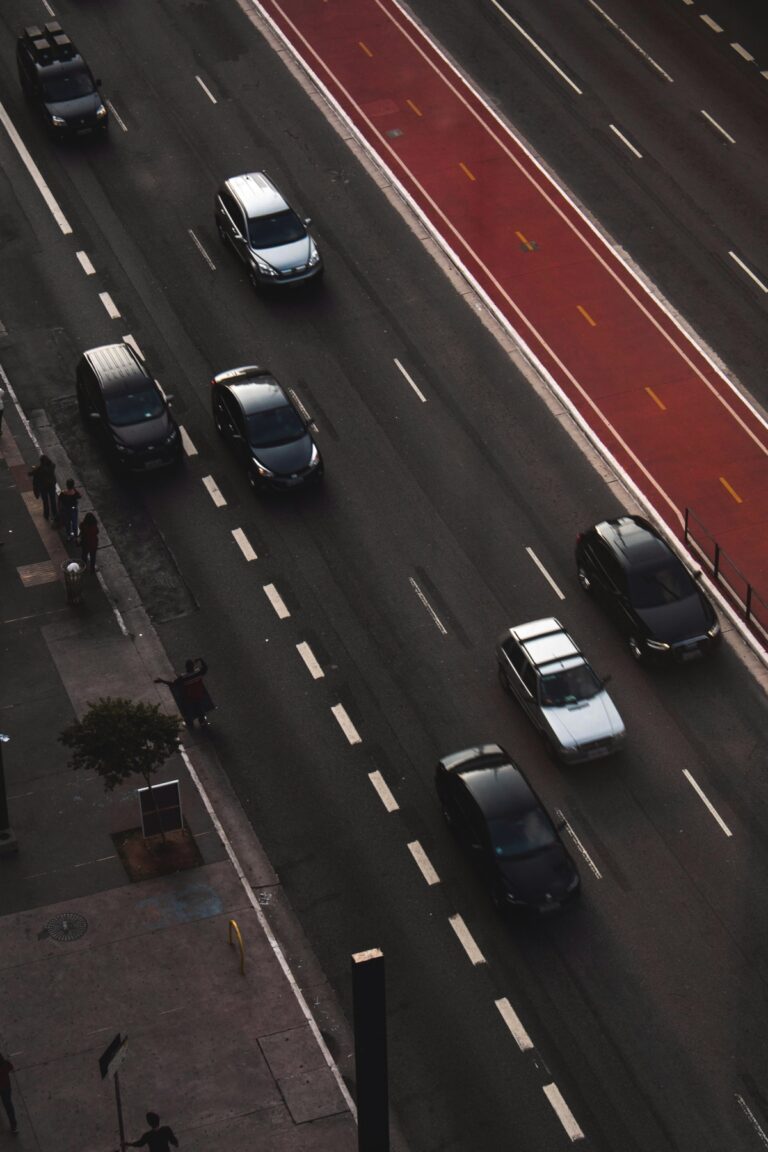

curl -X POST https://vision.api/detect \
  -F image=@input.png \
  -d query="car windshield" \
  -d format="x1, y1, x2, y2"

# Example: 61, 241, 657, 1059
246, 404, 305, 448
42, 66, 95, 103
488, 809, 556, 861
540, 664, 602, 706
628, 561, 697, 608
247, 209, 306, 250
104, 388, 165, 426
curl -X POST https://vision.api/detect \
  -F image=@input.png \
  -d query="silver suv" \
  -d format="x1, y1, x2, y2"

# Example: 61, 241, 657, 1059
497, 618, 625, 763
215, 171, 322, 287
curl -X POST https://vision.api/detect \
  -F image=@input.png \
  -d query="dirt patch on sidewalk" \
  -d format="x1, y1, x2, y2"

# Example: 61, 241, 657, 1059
113, 825, 204, 881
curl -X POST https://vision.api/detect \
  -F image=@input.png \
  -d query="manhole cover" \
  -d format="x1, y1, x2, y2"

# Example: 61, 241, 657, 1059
43, 912, 88, 942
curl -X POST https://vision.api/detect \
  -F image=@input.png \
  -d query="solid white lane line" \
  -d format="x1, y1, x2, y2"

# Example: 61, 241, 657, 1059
555, 810, 603, 879
448, 914, 486, 965
543, 1083, 585, 1142
700, 14, 723, 32
407, 840, 440, 885
735, 1094, 768, 1148
188, 229, 216, 270
76, 251, 95, 275
106, 101, 128, 132
99, 292, 121, 320
179, 426, 197, 457
495, 997, 534, 1051
586, 0, 673, 82
729, 251, 768, 293
0, 102, 72, 234
487, 0, 583, 94
731, 42, 754, 62
122, 334, 145, 360
394, 358, 427, 402
409, 577, 447, 634
525, 546, 565, 600
264, 583, 290, 619
232, 527, 257, 561
683, 770, 733, 836
609, 124, 643, 158
700, 109, 735, 144
195, 75, 218, 103
202, 474, 227, 507
368, 771, 399, 811
296, 641, 324, 679
331, 703, 362, 744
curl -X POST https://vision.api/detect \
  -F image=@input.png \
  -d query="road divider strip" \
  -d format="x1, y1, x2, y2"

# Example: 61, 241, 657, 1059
495, 997, 534, 1051
368, 771, 399, 811
683, 769, 733, 836
525, 547, 565, 600
543, 1082, 585, 1142
202, 475, 226, 507
448, 914, 486, 965
331, 703, 361, 744
296, 641, 324, 679
232, 527, 257, 561
264, 583, 290, 619
407, 840, 440, 885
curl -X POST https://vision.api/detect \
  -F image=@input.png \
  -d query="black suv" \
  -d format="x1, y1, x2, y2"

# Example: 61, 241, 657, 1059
17, 23, 108, 136
576, 515, 720, 663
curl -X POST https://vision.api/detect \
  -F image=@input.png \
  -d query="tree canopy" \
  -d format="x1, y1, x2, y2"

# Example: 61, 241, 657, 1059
59, 697, 181, 792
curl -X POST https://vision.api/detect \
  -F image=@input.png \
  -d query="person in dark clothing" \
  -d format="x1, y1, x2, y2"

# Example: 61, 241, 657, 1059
128, 1111, 178, 1150
58, 478, 81, 539
155, 658, 212, 727
30, 454, 58, 523
0, 1052, 18, 1134
79, 512, 100, 572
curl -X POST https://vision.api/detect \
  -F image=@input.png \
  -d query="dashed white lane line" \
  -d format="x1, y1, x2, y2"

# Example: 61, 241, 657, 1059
407, 840, 440, 885
232, 527, 257, 561
409, 577, 447, 634
369, 771, 399, 811
487, 0, 583, 95
735, 1094, 768, 1148
495, 997, 534, 1052
76, 251, 95, 275
731, 42, 754, 62
555, 809, 603, 879
543, 1082, 585, 1142
122, 334, 145, 360
683, 769, 733, 836
180, 426, 197, 457
729, 251, 768, 293
700, 14, 723, 33
296, 641, 324, 679
264, 583, 290, 619
586, 0, 673, 83
331, 703, 362, 745
0, 102, 72, 234
99, 292, 121, 320
525, 546, 565, 600
700, 109, 735, 144
394, 358, 427, 402
189, 229, 216, 270
609, 124, 643, 158
202, 474, 227, 507
448, 914, 486, 965
195, 75, 218, 103
106, 100, 128, 132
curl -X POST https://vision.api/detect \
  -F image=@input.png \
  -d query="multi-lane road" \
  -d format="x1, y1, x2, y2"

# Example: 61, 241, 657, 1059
2, 1, 768, 1150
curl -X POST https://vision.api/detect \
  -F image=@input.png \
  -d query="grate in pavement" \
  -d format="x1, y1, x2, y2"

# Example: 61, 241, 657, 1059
43, 912, 88, 942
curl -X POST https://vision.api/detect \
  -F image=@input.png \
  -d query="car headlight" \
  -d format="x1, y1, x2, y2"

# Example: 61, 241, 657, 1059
251, 257, 278, 278
707, 621, 721, 639
96, 104, 108, 120
308, 245, 320, 267
113, 441, 132, 454
645, 639, 670, 651
50, 114, 67, 127
252, 458, 274, 478
309, 442, 320, 467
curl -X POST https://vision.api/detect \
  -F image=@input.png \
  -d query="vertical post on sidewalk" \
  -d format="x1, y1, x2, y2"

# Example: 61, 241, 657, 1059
0, 734, 19, 857
114, 1070, 126, 1152
99, 1033, 128, 1151
351, 947, 389, 1152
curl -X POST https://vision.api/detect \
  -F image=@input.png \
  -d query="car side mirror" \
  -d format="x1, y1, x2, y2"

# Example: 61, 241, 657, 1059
165, 395, 174, 407
304, 217, 312, 227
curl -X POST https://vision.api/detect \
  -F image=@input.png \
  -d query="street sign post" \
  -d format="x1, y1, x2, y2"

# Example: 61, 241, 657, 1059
99, 1033, 128, 1152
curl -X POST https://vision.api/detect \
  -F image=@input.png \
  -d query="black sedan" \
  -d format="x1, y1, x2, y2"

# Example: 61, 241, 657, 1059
211, 366, 323, 490
576, 515, 720, 663
435, 744, 580, 914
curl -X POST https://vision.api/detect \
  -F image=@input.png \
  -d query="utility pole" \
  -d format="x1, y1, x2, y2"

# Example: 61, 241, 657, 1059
0, 734, 18, 857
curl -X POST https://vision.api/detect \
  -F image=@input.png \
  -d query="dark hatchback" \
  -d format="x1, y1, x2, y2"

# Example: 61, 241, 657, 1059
17, 23, 108, 136
576, 515, 720, 663
211, 366, 323, 491
435, 745, 580, 915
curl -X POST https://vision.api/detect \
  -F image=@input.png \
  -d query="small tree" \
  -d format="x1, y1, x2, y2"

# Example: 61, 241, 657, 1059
59, 697, 181, 841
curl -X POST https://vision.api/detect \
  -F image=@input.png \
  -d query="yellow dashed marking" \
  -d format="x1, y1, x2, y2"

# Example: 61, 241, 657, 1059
645, 387, 666, 411
577, 305, 597, 327
459, 162, 476, 182
406, 99, 422, 117
515, 231, 537, 252
359, 41, 373, 57
719, 477, 743, 503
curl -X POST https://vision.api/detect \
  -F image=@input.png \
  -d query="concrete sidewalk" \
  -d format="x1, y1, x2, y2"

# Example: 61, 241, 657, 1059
0, 408, 360, 1152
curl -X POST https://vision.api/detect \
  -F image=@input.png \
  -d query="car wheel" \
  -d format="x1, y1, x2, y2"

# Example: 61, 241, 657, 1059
212, 410, 225, 437
577, 565, 592, 593
628, 636, 644, 661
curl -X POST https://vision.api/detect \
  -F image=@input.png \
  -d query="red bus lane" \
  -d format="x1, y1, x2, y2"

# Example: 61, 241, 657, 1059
261, 0, 768, 638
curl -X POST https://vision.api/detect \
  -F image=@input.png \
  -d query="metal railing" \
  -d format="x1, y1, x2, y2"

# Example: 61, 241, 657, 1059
684, 507, 768, 643
228, 918, 245, 976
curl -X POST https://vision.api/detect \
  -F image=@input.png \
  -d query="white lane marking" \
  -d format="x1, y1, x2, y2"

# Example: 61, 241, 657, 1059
288, 388, 312, 424
122, 334, 145, 360
448, 914, 486, 965
232, 527, 257, 561
394, 358, 427, 402
586, 0, 673, 82
99, 292, 121, 320
179, 425, 197, 457
735, 1094, 768, 1149
407, 840, 440, 885
195, 75, 218, 103
609, 124, 643, 158
487, 0, 582, 94
409, 577, 447, 635
106, 101, 128, 132
555, 809, 602, 879
495, 997, 534, 1052
41, 0, 54, 14
700, 14, 723, 32
731, 42, 754, 62
202, 474, 227, 507
700, 109, 735, 144
525, 546, 565, 600
0, 102, 72, 234
729, 251, 768, 293
76, 251, 95, 275
543, 1082, 585, 1142
296, 641, 324, 678
683, 769, 733, 836
188, 228, 216, 270
762, 70, 768, 81
331, 702, 362, 744
264, 582, 290, 619
369, 770, 399, 811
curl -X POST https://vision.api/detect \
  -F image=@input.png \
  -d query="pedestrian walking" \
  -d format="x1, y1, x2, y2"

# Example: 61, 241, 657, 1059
0, 1052, 18, 1134
79, 512, 99, 573
58, 478, 82, 539
128, 1111, 178, 1150
155, 658, 213, 728
0, 384, 5, 434
30, 454, 58, 524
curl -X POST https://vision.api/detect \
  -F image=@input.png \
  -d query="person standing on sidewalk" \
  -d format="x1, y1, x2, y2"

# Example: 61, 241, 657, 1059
58, 478, 81, 539
79, 512, 99, 572
30, 454, 58, 524
0, 1052, 18, 1134
127, 1111, 178, 1150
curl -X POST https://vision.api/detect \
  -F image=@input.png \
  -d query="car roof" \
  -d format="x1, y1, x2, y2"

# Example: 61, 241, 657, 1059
510, 618, 580, 667
224, 172, 289, 219
596, 515, 669, 567
460, 760, 538, 820
225, 377, 288, 414
83, 344, 149, 394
